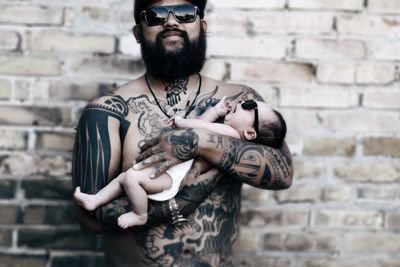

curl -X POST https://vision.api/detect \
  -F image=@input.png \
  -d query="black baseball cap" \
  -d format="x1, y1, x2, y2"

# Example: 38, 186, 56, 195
133, 0, 207, 24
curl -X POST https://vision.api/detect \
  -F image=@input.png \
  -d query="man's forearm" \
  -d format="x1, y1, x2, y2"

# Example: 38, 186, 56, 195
196, 129, 293, 189
96, 161, 220, 232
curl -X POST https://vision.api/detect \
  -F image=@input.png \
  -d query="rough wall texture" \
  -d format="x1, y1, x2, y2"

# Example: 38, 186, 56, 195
0, 0, 399, 266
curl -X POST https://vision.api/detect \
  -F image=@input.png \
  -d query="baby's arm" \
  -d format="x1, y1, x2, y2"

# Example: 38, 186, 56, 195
170, 116, 241, 139
198, 96, 231, 122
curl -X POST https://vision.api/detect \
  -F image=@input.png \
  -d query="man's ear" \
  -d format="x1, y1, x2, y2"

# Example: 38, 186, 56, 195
201, 19, 207, 33
243, 129, 257, 141
133, 25, 142, 43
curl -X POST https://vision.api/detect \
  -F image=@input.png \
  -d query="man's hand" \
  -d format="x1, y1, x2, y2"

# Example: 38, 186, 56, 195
134, 128, 200, 178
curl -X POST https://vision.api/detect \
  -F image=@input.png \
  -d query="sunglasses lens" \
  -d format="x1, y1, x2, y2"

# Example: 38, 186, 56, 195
145, 7, 168, 26
242, 100, 257, 110
173, 5, 196, 22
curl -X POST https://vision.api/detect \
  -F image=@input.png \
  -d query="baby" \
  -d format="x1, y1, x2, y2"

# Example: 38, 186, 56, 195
74, 96, 286, 229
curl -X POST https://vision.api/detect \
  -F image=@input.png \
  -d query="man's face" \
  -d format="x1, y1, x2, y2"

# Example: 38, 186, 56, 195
140, 0, 204, 52
136, 0, 207, 81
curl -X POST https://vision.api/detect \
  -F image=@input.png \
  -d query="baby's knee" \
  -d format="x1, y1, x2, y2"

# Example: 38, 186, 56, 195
121, 170, 139, 187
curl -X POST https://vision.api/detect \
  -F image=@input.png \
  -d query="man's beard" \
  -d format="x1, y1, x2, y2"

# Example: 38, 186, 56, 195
140, 26, 207, 82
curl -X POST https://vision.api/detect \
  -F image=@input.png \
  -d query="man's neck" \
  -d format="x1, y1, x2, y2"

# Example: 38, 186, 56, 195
146, 73, 200, 107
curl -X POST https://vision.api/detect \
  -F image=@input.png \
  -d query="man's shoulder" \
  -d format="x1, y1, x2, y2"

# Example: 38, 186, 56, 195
85, 78, 145, 115
202, 76, 263, 101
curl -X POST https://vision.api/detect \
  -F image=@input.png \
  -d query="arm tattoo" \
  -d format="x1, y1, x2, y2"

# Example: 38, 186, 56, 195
169, 129, 199, 161
72, 95, 130, 193
215, 135, 292, 189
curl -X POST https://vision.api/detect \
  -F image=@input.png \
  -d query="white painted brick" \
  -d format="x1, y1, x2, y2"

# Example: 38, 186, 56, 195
317, 62, 356, 84
344, 233, 400, 253
251, 12, 333, 34
230, 61, 313, 83
201, 59, 229, 81
281, 109, 320, 132
289, 0, 364, 11
335, 161, 400, 183
211, 0, 285, 9
368, 0, 400, 14
280, 86, 359, 108
119, 35, 141, 58
35, 31, 115, 53
0, 31, 20, 51
320, 110, 400, 133
0, 56, 61, 76
67, 57, 144, 79
0, 130, 27, 149
296, 39, 367, 60
0, 80, 12, 99
337, 14, 400, 38
363, 89, 400, 109
311, 210, 382, 229
275, 185, 322, 203
356, 63, 396, 85
317, 62, 394, 85
323, 186, 352, 202
206, 11, 248, 36
374, 41, 400, 61
0, 5, 63, 25
208, 36, 286, 59
297, 258, 375, 267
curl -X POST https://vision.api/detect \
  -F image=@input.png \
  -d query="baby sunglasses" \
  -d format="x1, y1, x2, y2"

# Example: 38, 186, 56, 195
140, 4, 201, 26
241, 100, 259, 135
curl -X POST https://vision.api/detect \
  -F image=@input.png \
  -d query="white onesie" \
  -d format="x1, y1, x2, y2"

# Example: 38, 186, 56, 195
147, 159, 194, 201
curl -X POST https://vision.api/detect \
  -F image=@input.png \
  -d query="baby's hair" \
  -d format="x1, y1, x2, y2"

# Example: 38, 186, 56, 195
254, 109, 286, 149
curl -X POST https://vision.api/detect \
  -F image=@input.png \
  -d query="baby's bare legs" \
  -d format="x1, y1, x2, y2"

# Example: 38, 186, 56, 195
117, 168, 172, 229
74, 172, 126, 211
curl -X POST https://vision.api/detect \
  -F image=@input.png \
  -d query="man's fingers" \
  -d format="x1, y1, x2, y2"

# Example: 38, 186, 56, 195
136, 145, 161, 163
150, 160, 176, 179
134, 152, 166, 170
140, 137, 160, 153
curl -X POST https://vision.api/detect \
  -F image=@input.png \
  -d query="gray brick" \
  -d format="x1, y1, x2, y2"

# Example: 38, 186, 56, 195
18, 229, 98, 250
0, 180, 16, 199
0, 205, 19, 224
21, 180, 71, 200
23, 205, 75, 225
0, 254, 47, 267
50, 255, 105, 267
0, 229, 12, 247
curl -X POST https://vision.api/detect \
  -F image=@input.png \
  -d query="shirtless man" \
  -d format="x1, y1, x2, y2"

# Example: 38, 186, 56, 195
72, 0, 293, 266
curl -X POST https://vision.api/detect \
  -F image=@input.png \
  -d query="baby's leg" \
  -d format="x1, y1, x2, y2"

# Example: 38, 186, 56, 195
117, 168, 172, 229
74, 172, 126, 211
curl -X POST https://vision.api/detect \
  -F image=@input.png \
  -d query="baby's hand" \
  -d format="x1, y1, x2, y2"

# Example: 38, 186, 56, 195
168, 115, 185, 128
214, 96, 232, 116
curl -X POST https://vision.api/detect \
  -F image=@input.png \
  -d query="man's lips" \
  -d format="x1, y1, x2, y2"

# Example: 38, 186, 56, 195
162, 31, 184, 38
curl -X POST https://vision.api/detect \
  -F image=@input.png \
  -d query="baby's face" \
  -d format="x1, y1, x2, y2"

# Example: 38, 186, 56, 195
224, 100, 276, 137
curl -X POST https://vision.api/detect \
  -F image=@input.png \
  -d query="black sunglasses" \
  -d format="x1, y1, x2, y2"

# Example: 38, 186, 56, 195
241, 100, 259, 136
140, 4, 200, 26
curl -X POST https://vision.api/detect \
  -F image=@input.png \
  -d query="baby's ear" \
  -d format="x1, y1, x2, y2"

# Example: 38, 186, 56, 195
243, 129, 257, 141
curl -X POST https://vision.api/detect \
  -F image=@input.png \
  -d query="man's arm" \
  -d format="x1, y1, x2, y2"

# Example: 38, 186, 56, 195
135, 86, 293, 190
72, 95, 219, 233
136, 128, 292, 190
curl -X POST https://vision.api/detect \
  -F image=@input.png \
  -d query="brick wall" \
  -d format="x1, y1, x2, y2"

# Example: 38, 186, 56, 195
0, 0, 399, 266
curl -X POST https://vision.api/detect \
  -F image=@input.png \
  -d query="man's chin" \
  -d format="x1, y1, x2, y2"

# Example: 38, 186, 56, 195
162, 41, 185, 53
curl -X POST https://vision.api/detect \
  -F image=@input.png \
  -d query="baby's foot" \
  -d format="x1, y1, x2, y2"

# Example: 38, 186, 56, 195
73, 187, 98, 211
117, 212, 147, 229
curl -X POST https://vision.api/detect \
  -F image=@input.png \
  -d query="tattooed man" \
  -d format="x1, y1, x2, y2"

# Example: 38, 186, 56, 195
72, 0, 293, 266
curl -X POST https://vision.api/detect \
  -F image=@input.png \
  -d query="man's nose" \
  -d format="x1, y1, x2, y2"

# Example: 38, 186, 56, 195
164, 11, 179, 27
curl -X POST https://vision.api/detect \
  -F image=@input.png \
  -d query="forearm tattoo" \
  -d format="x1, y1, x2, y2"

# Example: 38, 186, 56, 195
214, 135, 292, 189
